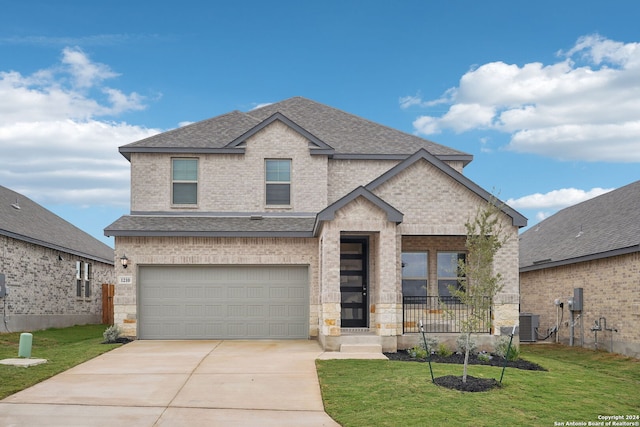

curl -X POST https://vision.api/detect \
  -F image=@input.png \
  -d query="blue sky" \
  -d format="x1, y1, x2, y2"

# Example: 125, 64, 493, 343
1, 1, 639, 247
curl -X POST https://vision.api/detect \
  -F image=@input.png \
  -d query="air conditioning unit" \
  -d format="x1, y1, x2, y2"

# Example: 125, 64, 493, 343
519, 313, 539, 342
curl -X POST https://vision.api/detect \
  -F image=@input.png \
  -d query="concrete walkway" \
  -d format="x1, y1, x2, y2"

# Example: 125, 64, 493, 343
0, 340, 341, 427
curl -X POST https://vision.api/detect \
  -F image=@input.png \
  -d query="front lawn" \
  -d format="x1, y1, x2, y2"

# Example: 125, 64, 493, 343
317, 344, 640, 427
0, 324, 120, 399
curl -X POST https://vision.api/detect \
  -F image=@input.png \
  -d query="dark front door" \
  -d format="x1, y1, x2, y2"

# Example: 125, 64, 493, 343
340, 237, 368, 328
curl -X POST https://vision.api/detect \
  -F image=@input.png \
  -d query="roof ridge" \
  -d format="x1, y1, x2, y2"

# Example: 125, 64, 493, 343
247, 97, 471, 157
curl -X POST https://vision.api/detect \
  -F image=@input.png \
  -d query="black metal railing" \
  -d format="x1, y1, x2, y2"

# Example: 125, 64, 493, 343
402, 296, 492, 334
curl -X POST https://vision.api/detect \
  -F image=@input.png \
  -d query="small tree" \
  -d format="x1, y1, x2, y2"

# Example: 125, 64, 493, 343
449, 197, 509, 383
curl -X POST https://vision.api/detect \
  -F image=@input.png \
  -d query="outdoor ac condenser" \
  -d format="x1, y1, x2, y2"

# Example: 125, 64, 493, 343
519, 313, 539, 342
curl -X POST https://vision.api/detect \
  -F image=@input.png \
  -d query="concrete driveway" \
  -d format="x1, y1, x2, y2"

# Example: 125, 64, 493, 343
0, 340, 341, 427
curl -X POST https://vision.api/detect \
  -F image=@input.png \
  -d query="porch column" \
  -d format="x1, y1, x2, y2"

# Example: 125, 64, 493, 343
373, 225, 402, 338
319, 227, 341, 339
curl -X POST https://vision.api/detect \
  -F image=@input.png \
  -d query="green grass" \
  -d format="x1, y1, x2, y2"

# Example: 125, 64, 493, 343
317, 344, 640, 427
0, 324, 120, 399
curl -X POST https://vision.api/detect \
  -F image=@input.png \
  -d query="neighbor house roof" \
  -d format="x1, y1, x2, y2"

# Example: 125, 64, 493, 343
0, 185, 114, 264
120, 97, 473, 164
519, 180, 640, 272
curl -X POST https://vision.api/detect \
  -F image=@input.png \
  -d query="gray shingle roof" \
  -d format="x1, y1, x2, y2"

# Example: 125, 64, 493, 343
120, 97, 472, 163
0, 185, 114, 264
105, 215, 316, 237
123, 111, 260, 150
519, 180, 640, 271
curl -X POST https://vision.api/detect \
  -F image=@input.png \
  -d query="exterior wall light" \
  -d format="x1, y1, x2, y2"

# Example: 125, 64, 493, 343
120, 254, 129, 269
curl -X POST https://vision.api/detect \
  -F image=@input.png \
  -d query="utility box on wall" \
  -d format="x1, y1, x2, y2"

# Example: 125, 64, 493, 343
569, 287, 583, 312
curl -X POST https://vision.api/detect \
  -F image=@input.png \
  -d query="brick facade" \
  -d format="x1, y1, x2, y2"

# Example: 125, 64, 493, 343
520, 252, 640, 358
117, 120, 523, 351
0, 235, 114, 332
131, 122, 328, 213
113, 236, 319, 337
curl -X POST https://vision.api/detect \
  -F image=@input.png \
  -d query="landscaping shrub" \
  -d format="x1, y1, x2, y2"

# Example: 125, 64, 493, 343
455, 333, 477, 354
495, 336, 520, 361
102, 324, 122, 343
437, 343, 453, 357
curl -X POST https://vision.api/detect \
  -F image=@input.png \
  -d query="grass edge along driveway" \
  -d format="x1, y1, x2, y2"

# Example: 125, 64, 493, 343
0, 324, 120, 399
317, 344, 640, 427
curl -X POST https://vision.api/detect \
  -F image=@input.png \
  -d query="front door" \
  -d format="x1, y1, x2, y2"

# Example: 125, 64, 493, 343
340, 237, 368, 328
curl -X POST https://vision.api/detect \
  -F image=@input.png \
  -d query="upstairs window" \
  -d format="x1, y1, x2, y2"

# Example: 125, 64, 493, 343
265, 159, 291, 206
172, 158, 198, 205
437, 252, 466, 303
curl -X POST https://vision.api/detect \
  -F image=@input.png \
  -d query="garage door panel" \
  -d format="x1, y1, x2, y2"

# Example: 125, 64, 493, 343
227, 287, 246, 299
287, 305, 305, 317
205, 286, 224, 298
139, 266, 309, 339
184, 286, 203, 298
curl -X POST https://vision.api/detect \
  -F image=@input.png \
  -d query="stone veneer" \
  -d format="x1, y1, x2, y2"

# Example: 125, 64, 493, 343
520, 252, 640, 358
0, 235, 114, 332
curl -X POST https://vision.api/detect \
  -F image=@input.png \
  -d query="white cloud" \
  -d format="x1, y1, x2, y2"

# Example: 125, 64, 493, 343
61, 46, 119, 88
0, 48, 160, 208
251, 102, 273, 110
506, 187, 614, 210
404, 34, 640, 163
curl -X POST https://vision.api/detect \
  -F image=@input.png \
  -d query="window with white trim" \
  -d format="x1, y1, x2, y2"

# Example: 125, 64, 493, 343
76, 261, 92, 298
172, 158, 198, 205
265, 159, 291, 206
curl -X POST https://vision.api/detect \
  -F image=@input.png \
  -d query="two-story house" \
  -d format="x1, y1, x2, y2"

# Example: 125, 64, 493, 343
105, 97, 526, 352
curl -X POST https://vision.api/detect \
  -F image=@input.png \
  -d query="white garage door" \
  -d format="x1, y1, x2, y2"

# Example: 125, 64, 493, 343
138, 266, 309, 339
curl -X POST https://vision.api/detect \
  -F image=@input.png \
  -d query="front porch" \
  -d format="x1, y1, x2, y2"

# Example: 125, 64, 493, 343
312, 186, 520, 353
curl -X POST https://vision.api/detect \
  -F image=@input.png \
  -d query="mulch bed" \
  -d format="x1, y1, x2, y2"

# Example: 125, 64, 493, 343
384, 350, 546, 371
434, 375, 501, 392
384, 350, 546, 392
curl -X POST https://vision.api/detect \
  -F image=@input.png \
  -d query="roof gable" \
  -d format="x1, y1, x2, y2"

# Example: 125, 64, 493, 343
365, 149, 527, 227
313, 186, 403, 235
225, 112, 334, 155
0, 185, 114, 264
520, 180, 640, 271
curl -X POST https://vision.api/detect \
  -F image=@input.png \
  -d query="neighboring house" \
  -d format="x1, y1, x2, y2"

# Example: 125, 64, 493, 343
519, 180, 640, 358
0, 185, 115, 332
105, 97, 526, 352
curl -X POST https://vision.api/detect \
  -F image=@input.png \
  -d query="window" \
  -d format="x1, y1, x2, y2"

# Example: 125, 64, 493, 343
76, 261, 82, 297
172, 158, 198, 205
265, 159, 291, 205
401, 252, 428, 297
76, 261, 92, 298
437, 252, 466, 302
84, 262, 92, 298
